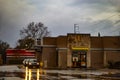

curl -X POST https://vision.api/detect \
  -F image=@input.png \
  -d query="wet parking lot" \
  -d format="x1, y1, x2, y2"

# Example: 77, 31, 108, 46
1, 71, 120, 80
0, 69, 97, 80
0, 65, 120, 80
0, 71, 99, 80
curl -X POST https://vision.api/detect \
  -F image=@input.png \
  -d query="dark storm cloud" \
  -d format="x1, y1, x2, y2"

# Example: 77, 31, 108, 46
0, 0, 34, 47
0, 0, 33, 29
71, 0, 120, 6
68, 0, 120, 35
0, 0, 120, 47
71, 0, 120, 12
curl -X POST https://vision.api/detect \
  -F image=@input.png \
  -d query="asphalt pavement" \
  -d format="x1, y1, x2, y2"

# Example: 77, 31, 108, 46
0, 65, 120, 80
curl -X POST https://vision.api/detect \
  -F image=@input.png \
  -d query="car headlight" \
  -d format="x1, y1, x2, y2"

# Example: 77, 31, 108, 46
29, 63, 31, 65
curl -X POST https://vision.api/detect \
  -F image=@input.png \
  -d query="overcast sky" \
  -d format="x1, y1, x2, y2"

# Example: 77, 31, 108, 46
0, 0, 120, 47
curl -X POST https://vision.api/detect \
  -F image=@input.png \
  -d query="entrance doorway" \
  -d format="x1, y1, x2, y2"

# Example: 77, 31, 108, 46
72, 51, 87, 68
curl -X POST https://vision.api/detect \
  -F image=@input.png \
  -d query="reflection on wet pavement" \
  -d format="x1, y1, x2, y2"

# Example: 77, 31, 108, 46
1, 67, 120, 80
24, 67, 96, 80
25, 67, 42, 80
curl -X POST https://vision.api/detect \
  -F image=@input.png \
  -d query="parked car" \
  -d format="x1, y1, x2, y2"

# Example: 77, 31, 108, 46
27, 59, 40, 69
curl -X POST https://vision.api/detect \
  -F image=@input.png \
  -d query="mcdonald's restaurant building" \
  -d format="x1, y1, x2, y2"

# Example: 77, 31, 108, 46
36, 33, 120, 69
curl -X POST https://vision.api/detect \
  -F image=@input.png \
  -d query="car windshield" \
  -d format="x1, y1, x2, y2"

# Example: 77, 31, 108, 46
30, 59, 37, 62
33, 60, 37, 62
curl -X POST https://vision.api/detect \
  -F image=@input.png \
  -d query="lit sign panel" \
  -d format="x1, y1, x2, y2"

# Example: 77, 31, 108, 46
72, 47, 89, 50
6, 49, 35, 57
67, 34, 90, 50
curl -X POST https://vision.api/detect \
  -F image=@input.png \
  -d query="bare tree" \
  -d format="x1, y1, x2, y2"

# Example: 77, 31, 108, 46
0, 40, 10, 64
15, 37, 34, 49
0, 40, 10, 50
20, 22, 50, 39
16, 22, 50, 49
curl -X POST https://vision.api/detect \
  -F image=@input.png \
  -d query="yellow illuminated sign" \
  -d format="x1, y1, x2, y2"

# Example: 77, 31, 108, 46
72, 47, 89, 50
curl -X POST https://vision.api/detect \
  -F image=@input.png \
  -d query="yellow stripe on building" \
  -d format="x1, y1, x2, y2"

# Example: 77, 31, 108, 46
72, 47, 89, 50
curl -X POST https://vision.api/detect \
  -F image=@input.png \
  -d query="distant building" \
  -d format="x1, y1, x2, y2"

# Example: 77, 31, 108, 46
6, 49, 35, 64
36, 33, 120, 68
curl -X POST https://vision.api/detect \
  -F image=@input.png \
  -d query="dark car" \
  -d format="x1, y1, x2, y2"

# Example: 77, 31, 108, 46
27, 59, 40, 69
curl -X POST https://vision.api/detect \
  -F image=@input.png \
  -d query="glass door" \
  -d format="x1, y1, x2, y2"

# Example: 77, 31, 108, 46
72, 51, 87, 68
80, 52, 87, 68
